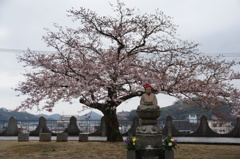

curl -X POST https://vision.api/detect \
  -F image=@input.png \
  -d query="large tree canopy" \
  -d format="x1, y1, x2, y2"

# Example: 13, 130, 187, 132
15, 1, 240, 140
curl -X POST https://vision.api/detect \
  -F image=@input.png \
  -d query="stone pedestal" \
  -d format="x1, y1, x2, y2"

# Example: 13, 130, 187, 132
79, 133, 88, 142
137, 133, 162, 148
18, 133, 29, 142
136, 108, 162, 148
136, 148, 164, 159
135, 105, 163, 159
127, 150, 136, 159
56, 133, 68, 142
39, 133, 51, 142
165, 150, 174, 159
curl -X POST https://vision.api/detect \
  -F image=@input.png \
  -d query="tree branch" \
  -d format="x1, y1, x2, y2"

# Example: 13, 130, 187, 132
119, 91, 144, 101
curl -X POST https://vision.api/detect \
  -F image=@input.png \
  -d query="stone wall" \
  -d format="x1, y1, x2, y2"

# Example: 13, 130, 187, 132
0, 115, 239, 137
162, 115, 240, 137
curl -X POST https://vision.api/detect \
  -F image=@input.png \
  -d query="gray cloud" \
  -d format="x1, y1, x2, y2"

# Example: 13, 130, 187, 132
0, 0, 240, 114
196, 24, 240, 53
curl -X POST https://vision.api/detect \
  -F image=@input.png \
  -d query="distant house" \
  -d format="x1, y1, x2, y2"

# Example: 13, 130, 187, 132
171, 114, 199, 133
187, 114, 198, 123
173, 120, 199, 133
208, 120, 233, 134
117, 111, 130, 120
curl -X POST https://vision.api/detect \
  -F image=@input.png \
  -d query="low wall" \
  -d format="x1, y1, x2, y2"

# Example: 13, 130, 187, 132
0, 115, 239, 138
162, 115, 240, 137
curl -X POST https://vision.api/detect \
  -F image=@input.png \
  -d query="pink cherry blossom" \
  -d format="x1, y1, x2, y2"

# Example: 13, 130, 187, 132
14, 1, 240, 141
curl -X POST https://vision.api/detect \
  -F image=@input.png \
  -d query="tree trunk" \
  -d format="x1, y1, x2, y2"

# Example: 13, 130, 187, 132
103, 109, 123, 142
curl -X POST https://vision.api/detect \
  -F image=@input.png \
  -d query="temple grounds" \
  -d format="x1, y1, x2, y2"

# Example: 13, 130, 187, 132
0, 141, 239, 159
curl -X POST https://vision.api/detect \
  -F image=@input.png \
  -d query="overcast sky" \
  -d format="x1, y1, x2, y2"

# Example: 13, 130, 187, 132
0, 0, 240, 116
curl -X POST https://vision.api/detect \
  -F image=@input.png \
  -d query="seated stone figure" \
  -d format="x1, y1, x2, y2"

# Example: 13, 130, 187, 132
138, 85, 160, 110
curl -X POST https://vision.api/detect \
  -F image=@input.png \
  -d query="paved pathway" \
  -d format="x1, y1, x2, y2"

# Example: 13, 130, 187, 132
0, 136, 240, 144
174, 137, 240, 144
0, 136, 109, 141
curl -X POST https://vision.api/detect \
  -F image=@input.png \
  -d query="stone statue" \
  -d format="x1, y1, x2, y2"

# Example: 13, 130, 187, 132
138, 85, 160, 110
136, 84, 162, 150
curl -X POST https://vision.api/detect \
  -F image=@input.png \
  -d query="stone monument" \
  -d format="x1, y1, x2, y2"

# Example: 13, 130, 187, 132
136, 85, 163, 158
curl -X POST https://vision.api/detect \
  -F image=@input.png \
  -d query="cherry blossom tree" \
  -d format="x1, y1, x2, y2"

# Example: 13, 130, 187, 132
15, 1, 240, 141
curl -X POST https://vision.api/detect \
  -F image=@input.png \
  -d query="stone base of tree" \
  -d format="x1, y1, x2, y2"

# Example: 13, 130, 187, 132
127, 149, 174, 159
39, 133, 51, 142
56, 133, 68, 142
18, 133, 29, 142
79, 133, 88, 142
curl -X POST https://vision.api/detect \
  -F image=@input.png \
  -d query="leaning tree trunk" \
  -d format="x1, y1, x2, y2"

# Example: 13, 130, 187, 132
102, 109, 123, 142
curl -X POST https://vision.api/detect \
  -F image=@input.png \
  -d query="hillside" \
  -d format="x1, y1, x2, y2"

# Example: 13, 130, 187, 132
127, 102, 235, 121
0, 108, 39, 120
79, 111, 103, 120
35, 114, 61, 120
0, 108, 103, 121
161, 102, 234, 120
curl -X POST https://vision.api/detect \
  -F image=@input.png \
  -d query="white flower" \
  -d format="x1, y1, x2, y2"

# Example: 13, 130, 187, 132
168, 143, 172, 146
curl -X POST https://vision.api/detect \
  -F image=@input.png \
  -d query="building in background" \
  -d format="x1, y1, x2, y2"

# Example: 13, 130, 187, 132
187, 114, 198, 123
117, 111, 130, 120
208, 120, 233, 134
